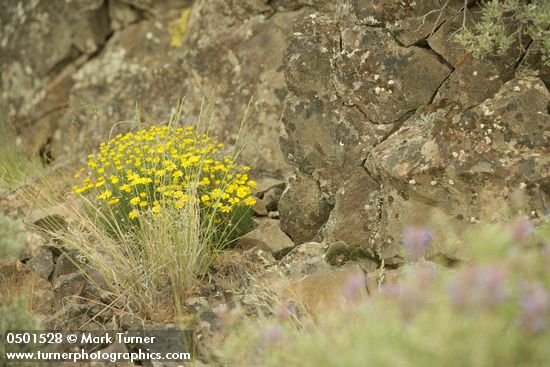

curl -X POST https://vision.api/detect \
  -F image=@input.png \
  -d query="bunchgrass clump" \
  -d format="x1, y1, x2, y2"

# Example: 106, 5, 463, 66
222, 219, 550, 366
56, 105, 257, 319
0, 118, 41, 190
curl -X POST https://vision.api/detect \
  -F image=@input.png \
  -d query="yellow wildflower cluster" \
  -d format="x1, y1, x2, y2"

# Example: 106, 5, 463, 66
72, 125, 256, 221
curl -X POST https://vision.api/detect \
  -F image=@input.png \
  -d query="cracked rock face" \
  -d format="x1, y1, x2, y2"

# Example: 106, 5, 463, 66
2, 0, 333, 178
280, 13, 396, 192
0, 0, 111, 155
338, 0, 466, 46
52, 0, 321, 178
280, 3, 549, 261
428, 5, 521, 109
334, 26, 452, 124
365, 76, 550, 258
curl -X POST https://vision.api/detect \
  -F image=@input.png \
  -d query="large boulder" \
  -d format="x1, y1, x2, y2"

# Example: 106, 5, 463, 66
0, 0, 111, 156
279, 171, 333, 245
2, 0, 335, 179
366, 75, 549, 258
278, 2, 549, 261
280, 12, 397, 194
333, 25, 451, 124
279, 8, 449, 248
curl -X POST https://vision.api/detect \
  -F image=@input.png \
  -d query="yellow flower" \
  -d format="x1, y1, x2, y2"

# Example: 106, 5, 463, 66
120, 184, 131, 193
219, 204, 232, 213
211, 188, 223, 198
243, 196, 256, 206
74, 186, 87, 194
75, 124, 258, 230
97, 190, 113, 200
236, 185, 251, 198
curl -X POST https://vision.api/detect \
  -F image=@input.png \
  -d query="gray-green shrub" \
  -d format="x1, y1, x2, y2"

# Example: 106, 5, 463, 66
456, 0, 550, 65
0, 214, 25, 258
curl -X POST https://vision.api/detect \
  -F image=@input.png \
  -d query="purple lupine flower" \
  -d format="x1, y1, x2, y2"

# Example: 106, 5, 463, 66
510, 219, 535, 245
519, 281, 550, 333
403, 227, 433, 261
448, 264, 507, 310
342, 273, 367, 301
261, 326, 283, 347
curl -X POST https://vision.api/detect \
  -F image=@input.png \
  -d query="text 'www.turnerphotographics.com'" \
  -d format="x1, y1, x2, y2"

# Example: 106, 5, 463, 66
3, 330, 194, 363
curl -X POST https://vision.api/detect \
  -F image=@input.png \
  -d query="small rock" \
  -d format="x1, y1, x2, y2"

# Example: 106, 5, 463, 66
268, 210, 280, 219
184, 297, 209, 313
237, 224, 295, 259
263, 186, 284, 211
118, 313, 144, 330
52, 251, 84, 281
252, 197, 268, 216
245, 248, 276, 267
53, 267, 104, 300
20, 232, 45, 260
280, 241, 329, 277
27, 246, 54, 280
32, 212, 69, 233
53, 272, 88, 298
356, 257, 379, 273
283, 241, 327, 260
255, 178, 285, 195
325, 241, 351, 266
